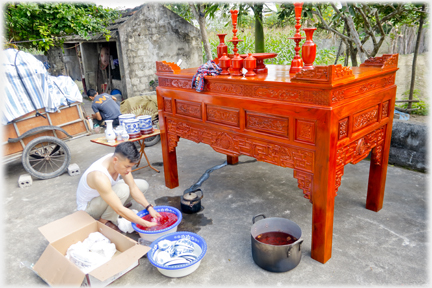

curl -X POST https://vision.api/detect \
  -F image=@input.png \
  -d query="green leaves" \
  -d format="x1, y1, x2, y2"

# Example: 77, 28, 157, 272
5, 3, 121, 51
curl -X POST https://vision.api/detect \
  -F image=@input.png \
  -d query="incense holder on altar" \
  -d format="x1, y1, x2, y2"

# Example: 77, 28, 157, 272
230, 53, 244, 76
244, 53, 257, 77
219, 53, 231, 75
240, 53, 278, 74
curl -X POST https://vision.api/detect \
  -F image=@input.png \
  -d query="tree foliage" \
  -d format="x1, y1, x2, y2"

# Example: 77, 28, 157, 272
277, 2, 427, 66
5, 2, 121, 52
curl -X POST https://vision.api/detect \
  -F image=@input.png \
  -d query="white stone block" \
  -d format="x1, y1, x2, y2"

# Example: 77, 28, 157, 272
18, 174, 32, 188
68, 163, 80, 176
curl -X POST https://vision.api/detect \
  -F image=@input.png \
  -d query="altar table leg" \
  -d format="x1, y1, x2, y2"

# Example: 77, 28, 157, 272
227, 155, 238, 165
310, 148, 337, 264
160, 126, 179, 189
366, 123, 393, 212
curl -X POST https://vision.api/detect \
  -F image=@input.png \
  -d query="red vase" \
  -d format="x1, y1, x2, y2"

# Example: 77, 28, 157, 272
301, 28, 317, 70
216, 33, 228, 59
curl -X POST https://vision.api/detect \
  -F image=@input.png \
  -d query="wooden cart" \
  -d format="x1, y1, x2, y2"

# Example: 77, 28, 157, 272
3, 103, 91, 179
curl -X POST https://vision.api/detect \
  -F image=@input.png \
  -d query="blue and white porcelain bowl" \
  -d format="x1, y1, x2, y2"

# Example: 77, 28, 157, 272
148, 232, 207, 278
137, 115, 152, 130
119, 114, 135, 127
123, 119, 140, 135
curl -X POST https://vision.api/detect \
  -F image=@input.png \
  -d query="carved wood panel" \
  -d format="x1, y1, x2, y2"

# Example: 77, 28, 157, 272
334, 167, 344, 197
338, 118, 348, 140
205, 82, 329, 106
382, 101, 389, 119
156, 61, 180, 73
164, 98, 172, 113
291, 64, 354, 83
159, 77, 192, 90
335, 126, 385, 194
206, 105, 239, 127
293, 170, 313, 203
360, 54, 399, 69
295, 119, 315, 144
353, 105, 379, 132
175, 100, 202, 119
331, 75, 395, 104
246, 112, 289, 137
166, 119, 314, 172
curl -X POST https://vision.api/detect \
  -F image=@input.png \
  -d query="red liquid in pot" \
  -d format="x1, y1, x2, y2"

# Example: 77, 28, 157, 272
255, 231, 298, 245
136, 212, 178, 231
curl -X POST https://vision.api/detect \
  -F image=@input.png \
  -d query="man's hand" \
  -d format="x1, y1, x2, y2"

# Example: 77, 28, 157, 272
137, 217, 158, 228
92, 112, 102, 121
148, 207, 162, 219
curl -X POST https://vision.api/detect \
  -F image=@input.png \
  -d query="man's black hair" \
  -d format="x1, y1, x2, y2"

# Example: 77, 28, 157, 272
87, 89, 98, 97
114, 142, 140, 163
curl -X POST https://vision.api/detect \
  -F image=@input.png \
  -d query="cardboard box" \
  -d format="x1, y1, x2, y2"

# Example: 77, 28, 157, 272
32, 211, 150, 286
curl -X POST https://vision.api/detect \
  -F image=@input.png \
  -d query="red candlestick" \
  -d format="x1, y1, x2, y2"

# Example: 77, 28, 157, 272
289, 2, 306, 74
228, 10, 243, 56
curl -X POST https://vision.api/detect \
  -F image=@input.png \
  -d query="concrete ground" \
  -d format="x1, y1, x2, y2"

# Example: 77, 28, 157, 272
1, 99, 429, 286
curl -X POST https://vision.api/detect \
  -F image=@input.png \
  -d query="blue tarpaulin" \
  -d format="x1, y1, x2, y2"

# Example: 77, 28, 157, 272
2, 49, 83, 125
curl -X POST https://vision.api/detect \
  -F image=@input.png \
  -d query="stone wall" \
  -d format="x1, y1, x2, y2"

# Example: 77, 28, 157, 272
46, 45, 81, 81
46, 47, 67, 76
389, 120, 427, 172
118, 3, 202, 98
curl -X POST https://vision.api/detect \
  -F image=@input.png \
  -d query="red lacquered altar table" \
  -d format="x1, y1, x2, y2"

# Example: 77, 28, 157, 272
155, 55, 399, 264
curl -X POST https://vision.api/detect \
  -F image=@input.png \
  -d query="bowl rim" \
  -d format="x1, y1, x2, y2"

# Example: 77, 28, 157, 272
147, 232, 207, 270
132, 206, 182, 234
137, 115, 152, 119
123, 119, 139, 123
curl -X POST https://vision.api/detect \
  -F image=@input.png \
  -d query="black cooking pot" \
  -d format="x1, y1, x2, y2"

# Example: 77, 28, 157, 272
251, 214, 303, 272
180, 188, 203, 214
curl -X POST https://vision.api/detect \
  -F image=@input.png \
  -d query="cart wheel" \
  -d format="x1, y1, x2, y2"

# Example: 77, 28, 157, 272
144, 135, 161, 147
22, 136, 71, 180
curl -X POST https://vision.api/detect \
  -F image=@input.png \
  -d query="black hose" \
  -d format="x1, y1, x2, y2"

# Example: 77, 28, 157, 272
183, 158, 258, 195
184, 161, 228, 194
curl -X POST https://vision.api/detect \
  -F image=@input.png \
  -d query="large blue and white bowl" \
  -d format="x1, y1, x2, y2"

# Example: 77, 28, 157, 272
118, 114, 135, 127
148, 232, 207, 278
137, 115, 152, 130
123, 119, 140, 135
132, 206, 182, 242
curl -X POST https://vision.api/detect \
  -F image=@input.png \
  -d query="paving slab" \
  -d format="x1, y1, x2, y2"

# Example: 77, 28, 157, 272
1, 126, 428, 286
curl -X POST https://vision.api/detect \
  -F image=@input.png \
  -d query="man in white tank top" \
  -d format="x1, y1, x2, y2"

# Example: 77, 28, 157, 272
76, 141, 161, 232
